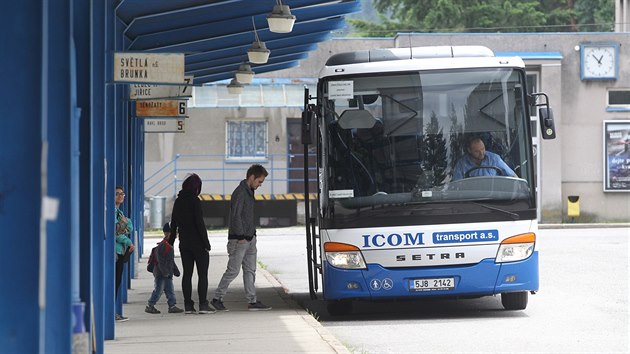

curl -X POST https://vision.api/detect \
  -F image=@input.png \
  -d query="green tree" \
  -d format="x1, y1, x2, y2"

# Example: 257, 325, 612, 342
575, 0, 615, 31
348, 0, 614, 35
422, 111, 448, 186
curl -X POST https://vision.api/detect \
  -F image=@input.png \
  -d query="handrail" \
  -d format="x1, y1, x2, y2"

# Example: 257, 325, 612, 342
144, 153, 316, 199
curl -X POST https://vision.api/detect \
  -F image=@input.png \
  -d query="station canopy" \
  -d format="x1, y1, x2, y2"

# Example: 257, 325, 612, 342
116, 0, 361, 85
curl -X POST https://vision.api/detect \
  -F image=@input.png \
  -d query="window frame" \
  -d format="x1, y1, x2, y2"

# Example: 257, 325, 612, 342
225, 119, 269, 162
607, 88, 630, 112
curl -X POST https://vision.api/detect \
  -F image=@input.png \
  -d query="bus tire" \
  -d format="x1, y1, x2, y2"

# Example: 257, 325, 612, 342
327, 300, 353, 316
501, 291, 528, 310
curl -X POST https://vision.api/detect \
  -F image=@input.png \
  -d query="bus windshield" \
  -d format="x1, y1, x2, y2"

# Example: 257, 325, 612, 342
319, 68, 536, 228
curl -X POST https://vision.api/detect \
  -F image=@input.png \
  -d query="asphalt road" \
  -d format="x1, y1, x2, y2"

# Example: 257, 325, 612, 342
251, 226, 629, 354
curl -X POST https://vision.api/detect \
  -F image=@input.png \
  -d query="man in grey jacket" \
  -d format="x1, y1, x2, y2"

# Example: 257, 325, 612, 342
211, 164, 271, 311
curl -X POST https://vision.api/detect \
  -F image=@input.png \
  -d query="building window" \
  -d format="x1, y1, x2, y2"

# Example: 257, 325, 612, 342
608, 89, 630, 108
226, 120, 267, 160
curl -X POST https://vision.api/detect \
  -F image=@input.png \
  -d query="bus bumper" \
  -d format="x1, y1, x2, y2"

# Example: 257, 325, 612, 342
322, 251, 539, 300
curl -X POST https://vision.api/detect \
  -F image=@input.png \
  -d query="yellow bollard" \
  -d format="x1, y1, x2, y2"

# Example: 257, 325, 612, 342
567, 195, 580, 222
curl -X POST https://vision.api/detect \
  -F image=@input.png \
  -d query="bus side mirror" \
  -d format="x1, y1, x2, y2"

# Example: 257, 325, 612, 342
539, 107, 556, 140
302, 109, 314, 145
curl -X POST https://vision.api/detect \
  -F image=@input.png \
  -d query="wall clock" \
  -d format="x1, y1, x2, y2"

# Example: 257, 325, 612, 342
580, 43, 619, 80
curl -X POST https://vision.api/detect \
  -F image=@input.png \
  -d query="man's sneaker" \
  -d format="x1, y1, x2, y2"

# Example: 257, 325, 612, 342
248, 301, 272, 311
198, 303, 216, 314
115, 314, 129, 322
145, 305, 160, 314
211, 298, 228, 312
168, 305, 184, 314
184, 305, 197, 314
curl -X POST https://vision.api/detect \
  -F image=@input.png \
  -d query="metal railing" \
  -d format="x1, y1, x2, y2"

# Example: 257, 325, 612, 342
144, 153, 316, 198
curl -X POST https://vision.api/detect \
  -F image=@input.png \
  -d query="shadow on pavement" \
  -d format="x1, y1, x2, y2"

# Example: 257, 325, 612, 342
290, 292, 529, 322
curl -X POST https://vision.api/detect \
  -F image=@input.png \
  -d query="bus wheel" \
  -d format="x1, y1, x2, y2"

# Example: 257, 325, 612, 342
327, 300, 353, 316
501, 291, 528, 310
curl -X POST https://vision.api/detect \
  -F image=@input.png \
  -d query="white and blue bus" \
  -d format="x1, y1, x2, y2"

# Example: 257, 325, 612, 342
301, 46, 556, 315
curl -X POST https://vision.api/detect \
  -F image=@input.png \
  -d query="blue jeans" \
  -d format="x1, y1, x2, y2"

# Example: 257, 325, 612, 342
148, 275, 177, 307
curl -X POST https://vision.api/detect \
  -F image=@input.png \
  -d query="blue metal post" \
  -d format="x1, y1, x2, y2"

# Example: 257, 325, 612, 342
174, 154, 179, 197
123, 93, 136, 288
114, 87, 126, 316
1, 2, 44, 353
42, 0, 73, 352
89, 0, 107, 352
103, 0, 117, 339
72, 1, 94, 350
134, 113, 145, 257
114, 17, 129, 317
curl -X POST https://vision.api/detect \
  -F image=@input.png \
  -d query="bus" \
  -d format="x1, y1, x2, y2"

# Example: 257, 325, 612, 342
301, 46, 556, 315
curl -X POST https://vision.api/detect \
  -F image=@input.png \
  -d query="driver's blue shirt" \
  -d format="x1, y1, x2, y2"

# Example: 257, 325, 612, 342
452, 151, 516, 180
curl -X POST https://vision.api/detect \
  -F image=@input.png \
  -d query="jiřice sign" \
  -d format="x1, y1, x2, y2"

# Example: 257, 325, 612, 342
114, 53, 184, 84
130, 76, 194, 100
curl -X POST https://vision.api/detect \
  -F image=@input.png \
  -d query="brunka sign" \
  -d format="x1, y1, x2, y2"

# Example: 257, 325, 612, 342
113, 53, 185, 84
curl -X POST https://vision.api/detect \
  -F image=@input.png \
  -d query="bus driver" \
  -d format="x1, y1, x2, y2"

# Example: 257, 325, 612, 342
452, 137, 516, 180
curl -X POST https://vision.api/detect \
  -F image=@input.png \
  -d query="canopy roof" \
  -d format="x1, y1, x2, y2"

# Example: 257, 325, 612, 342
116, 0, 360, 84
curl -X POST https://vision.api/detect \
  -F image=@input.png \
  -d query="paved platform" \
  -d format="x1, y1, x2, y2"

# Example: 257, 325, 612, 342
105, 237, 348, 353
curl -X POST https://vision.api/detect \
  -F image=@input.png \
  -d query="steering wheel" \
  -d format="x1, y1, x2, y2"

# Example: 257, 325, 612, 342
464, 166, 504, 178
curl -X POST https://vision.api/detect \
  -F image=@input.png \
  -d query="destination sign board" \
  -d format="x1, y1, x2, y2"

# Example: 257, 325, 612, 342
114, 53, 184, 84
136, 100, 187, 117
144, 118, 185, 133
129, 76, 194, 100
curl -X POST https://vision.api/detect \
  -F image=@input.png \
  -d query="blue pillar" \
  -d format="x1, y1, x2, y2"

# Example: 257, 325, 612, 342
131, 101, 141, 260
104, 0, 117, 339
113, 19, 133, 319
73, 0, 94, 350
134, 117, 145, 257
73, 0, 88, 305
113, 45, 128, 319
43, 0, 74, 351
90, 0, 107, 351
0, 2, 45, 352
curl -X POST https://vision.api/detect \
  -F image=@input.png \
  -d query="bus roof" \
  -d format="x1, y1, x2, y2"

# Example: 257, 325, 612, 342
319, 45, 526, 79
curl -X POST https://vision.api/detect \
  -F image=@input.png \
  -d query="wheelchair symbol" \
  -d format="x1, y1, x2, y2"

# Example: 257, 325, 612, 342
382, 278, 393, 290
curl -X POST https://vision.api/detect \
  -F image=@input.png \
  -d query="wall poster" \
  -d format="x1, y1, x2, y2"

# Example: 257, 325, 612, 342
604, 120, 630, 192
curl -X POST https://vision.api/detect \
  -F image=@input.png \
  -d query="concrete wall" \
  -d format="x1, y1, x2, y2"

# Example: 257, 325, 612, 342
145, 33, 630, 223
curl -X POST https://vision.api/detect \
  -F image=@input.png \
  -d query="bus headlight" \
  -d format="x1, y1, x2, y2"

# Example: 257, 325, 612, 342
324, 242, 367, 269
496, 233, 535, 263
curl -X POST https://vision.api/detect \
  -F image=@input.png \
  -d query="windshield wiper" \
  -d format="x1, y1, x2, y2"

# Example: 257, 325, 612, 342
470, 201, 520, 220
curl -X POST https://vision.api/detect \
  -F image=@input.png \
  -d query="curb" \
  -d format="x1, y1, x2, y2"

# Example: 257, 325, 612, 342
259, 268, 351, 354
539, 223, 630, 229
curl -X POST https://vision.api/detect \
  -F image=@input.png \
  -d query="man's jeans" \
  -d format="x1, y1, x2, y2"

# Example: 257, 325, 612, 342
214, 237, 257, 303
148, 275, 177, 307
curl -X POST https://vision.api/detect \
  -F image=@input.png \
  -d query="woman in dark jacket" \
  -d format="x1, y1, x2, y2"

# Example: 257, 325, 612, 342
168, 173, 214, 314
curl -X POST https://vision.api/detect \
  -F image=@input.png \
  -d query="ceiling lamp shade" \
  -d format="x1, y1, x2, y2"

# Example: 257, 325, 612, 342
267, 3, 296, 33
227, 79, 244, 94
235, 63, 255, 84
248, 16, 271, 64
247, 41, 270, 64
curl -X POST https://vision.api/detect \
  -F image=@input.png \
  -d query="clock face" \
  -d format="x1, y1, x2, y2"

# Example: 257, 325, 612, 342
582, 46, 617, 79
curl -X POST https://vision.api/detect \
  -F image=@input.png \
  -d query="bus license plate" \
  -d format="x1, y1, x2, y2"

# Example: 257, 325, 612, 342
409, 277, 455, 291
